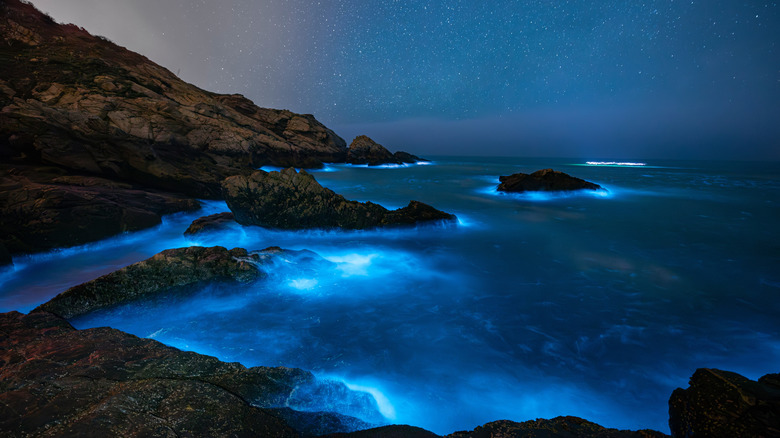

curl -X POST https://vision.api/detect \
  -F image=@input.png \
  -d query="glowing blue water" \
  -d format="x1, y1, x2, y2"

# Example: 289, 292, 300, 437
2, 157, 779, 434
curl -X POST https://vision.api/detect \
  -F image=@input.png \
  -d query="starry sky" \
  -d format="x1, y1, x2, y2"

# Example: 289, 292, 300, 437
29, 0, 779, 160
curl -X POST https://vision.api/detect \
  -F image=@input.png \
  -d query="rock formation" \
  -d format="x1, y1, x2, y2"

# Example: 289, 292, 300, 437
0, 0, 348, 259
35, 246, 264, 319
0, 310, 375, 437
497, 169, 603, 193
347, 135, 425, 166
668, 368, 780, 438
222, 168, 455, 230
184, 212, 236, 235
1, 165, 200, 256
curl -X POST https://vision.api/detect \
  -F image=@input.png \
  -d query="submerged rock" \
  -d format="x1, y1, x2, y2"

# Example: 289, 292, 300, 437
222, 168, 455, 230
497, 169, 603, 193
184, 211, 235, 235
347, 135, 425, 166
668, 368, 780, 438
34, 246, 263, 319
0, 310, 376, 437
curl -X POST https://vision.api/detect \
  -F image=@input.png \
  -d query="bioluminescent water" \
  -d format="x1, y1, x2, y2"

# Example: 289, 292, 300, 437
2, 157, 779, 434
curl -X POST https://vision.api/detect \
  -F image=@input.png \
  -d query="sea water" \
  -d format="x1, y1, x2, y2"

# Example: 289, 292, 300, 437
2, 157, 779, 434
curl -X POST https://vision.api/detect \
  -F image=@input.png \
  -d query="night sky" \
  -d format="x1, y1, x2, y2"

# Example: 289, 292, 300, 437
29, 1, 779, 160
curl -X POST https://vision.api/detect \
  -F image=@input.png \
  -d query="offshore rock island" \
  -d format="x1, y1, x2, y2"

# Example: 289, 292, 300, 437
497, 169, 604, 193
346, 135, 425, 166
1, 1, 778, 437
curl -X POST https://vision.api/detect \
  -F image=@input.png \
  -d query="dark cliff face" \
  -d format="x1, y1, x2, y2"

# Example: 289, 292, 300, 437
0, 0, 347, 197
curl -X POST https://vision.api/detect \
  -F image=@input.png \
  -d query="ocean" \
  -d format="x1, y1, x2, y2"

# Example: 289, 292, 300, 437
2, 157, 779, 434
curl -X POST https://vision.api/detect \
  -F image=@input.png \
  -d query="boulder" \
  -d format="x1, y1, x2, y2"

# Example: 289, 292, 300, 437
222, 168, 455, 230
184, 212, 235, 235
34, 246, 263, 319
347, 135, 424, 166
668, 368, 780, 437
497, 169, 603, 193
0, 310, 376, 437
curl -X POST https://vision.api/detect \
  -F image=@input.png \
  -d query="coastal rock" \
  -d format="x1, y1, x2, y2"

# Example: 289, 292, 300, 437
222, 168, 455, 230
34, 246, 263, 319
394, 150, 426, 164
0, 165, 200, 255
347, 135, 424, 166
323, 416, 669, 437
668, 368, 780, 437
0, 310, 376, 437
446, 417, 668, 438
497, 169, 603, 193
184, 212, 235, 235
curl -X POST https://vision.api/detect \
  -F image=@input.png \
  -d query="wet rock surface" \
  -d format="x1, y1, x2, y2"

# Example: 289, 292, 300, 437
346, 135, 424, 166
668, 368, 780, 438
497, 169, 603, 193
223, 168, 455, 230
0, 165, 200, 256
34, 246, 263, 319
184, 211, 236, 235
0, 311, 374, 437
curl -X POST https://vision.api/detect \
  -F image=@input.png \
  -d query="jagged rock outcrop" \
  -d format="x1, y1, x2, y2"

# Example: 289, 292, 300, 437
222, 168, 455, 230
1, 165, 200, 256
35, 246, 264, 319
0, 0, 347, 198
347, 135, 425, 166
668, 368, 780, 437
184, 212, 236, 235
497, 169, 603, 193
0, 310, 376, 437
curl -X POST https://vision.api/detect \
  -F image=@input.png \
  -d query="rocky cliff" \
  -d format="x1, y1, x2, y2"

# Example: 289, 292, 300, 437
0, 0, 348, 260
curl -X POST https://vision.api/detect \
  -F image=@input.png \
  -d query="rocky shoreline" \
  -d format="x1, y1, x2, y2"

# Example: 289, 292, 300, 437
2, 1, 778, 437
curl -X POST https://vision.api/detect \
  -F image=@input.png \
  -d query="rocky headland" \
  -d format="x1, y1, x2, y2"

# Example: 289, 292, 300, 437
0, 0, 353, 263
346, 135, 425, 166
497, 169, 603, 193
222, 167, 455, 230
